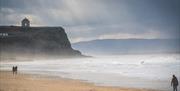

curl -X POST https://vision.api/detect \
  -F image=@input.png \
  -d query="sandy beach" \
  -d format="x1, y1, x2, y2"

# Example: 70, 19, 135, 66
0, 71, 160, 91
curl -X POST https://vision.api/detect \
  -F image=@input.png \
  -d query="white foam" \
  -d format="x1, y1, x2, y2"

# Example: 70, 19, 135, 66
1, 54, 180, 91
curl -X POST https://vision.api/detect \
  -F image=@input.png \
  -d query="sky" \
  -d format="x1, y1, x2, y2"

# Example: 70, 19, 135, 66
0, 0, 180, 43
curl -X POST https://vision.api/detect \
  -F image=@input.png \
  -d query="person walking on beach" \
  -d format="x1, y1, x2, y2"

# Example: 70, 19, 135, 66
12, 66, 18, 75
171, 75, 179, 91
15, 66, 18, 74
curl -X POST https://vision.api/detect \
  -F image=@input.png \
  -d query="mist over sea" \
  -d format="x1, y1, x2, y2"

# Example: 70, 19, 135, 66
0, 53, 180, 91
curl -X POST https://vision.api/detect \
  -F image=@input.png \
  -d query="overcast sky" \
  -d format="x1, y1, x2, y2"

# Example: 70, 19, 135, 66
0, 0, 179, 43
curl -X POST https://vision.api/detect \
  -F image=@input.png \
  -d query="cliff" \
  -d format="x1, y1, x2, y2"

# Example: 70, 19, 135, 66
0, 26, 83, 60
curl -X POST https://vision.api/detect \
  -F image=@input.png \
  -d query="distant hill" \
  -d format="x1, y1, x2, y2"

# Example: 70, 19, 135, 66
72, 39, 180, 55
0, 26, 83, 60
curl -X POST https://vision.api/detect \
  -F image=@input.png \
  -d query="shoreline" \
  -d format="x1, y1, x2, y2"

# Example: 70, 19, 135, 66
0, 71, 160, 91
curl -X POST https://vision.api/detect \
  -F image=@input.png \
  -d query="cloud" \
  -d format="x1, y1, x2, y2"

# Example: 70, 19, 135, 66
99, 30, 162, 40
0, 0, 180, 43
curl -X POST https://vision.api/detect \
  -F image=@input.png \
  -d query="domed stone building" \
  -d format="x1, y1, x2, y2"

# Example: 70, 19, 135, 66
21, 18, 30, 27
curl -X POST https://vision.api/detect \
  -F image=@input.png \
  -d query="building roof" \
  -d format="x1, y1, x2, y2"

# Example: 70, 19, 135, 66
22, 18, 30, 22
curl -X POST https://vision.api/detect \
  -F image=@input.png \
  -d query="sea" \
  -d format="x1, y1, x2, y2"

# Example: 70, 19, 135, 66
0, 53, 180, 91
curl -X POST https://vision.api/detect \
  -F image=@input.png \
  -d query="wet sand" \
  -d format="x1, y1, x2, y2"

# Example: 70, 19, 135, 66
0, 71, 160, 91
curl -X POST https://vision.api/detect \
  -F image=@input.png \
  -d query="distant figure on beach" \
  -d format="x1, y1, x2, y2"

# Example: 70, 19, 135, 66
141, 61, 144, 64
12, 66, 18, 75
171, 75, 179, 91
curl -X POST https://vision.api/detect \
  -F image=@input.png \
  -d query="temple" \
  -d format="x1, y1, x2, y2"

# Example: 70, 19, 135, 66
21, 18, 30, 27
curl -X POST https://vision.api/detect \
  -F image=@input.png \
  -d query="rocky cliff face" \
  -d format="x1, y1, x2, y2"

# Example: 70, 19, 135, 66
0, 26, 82, 60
